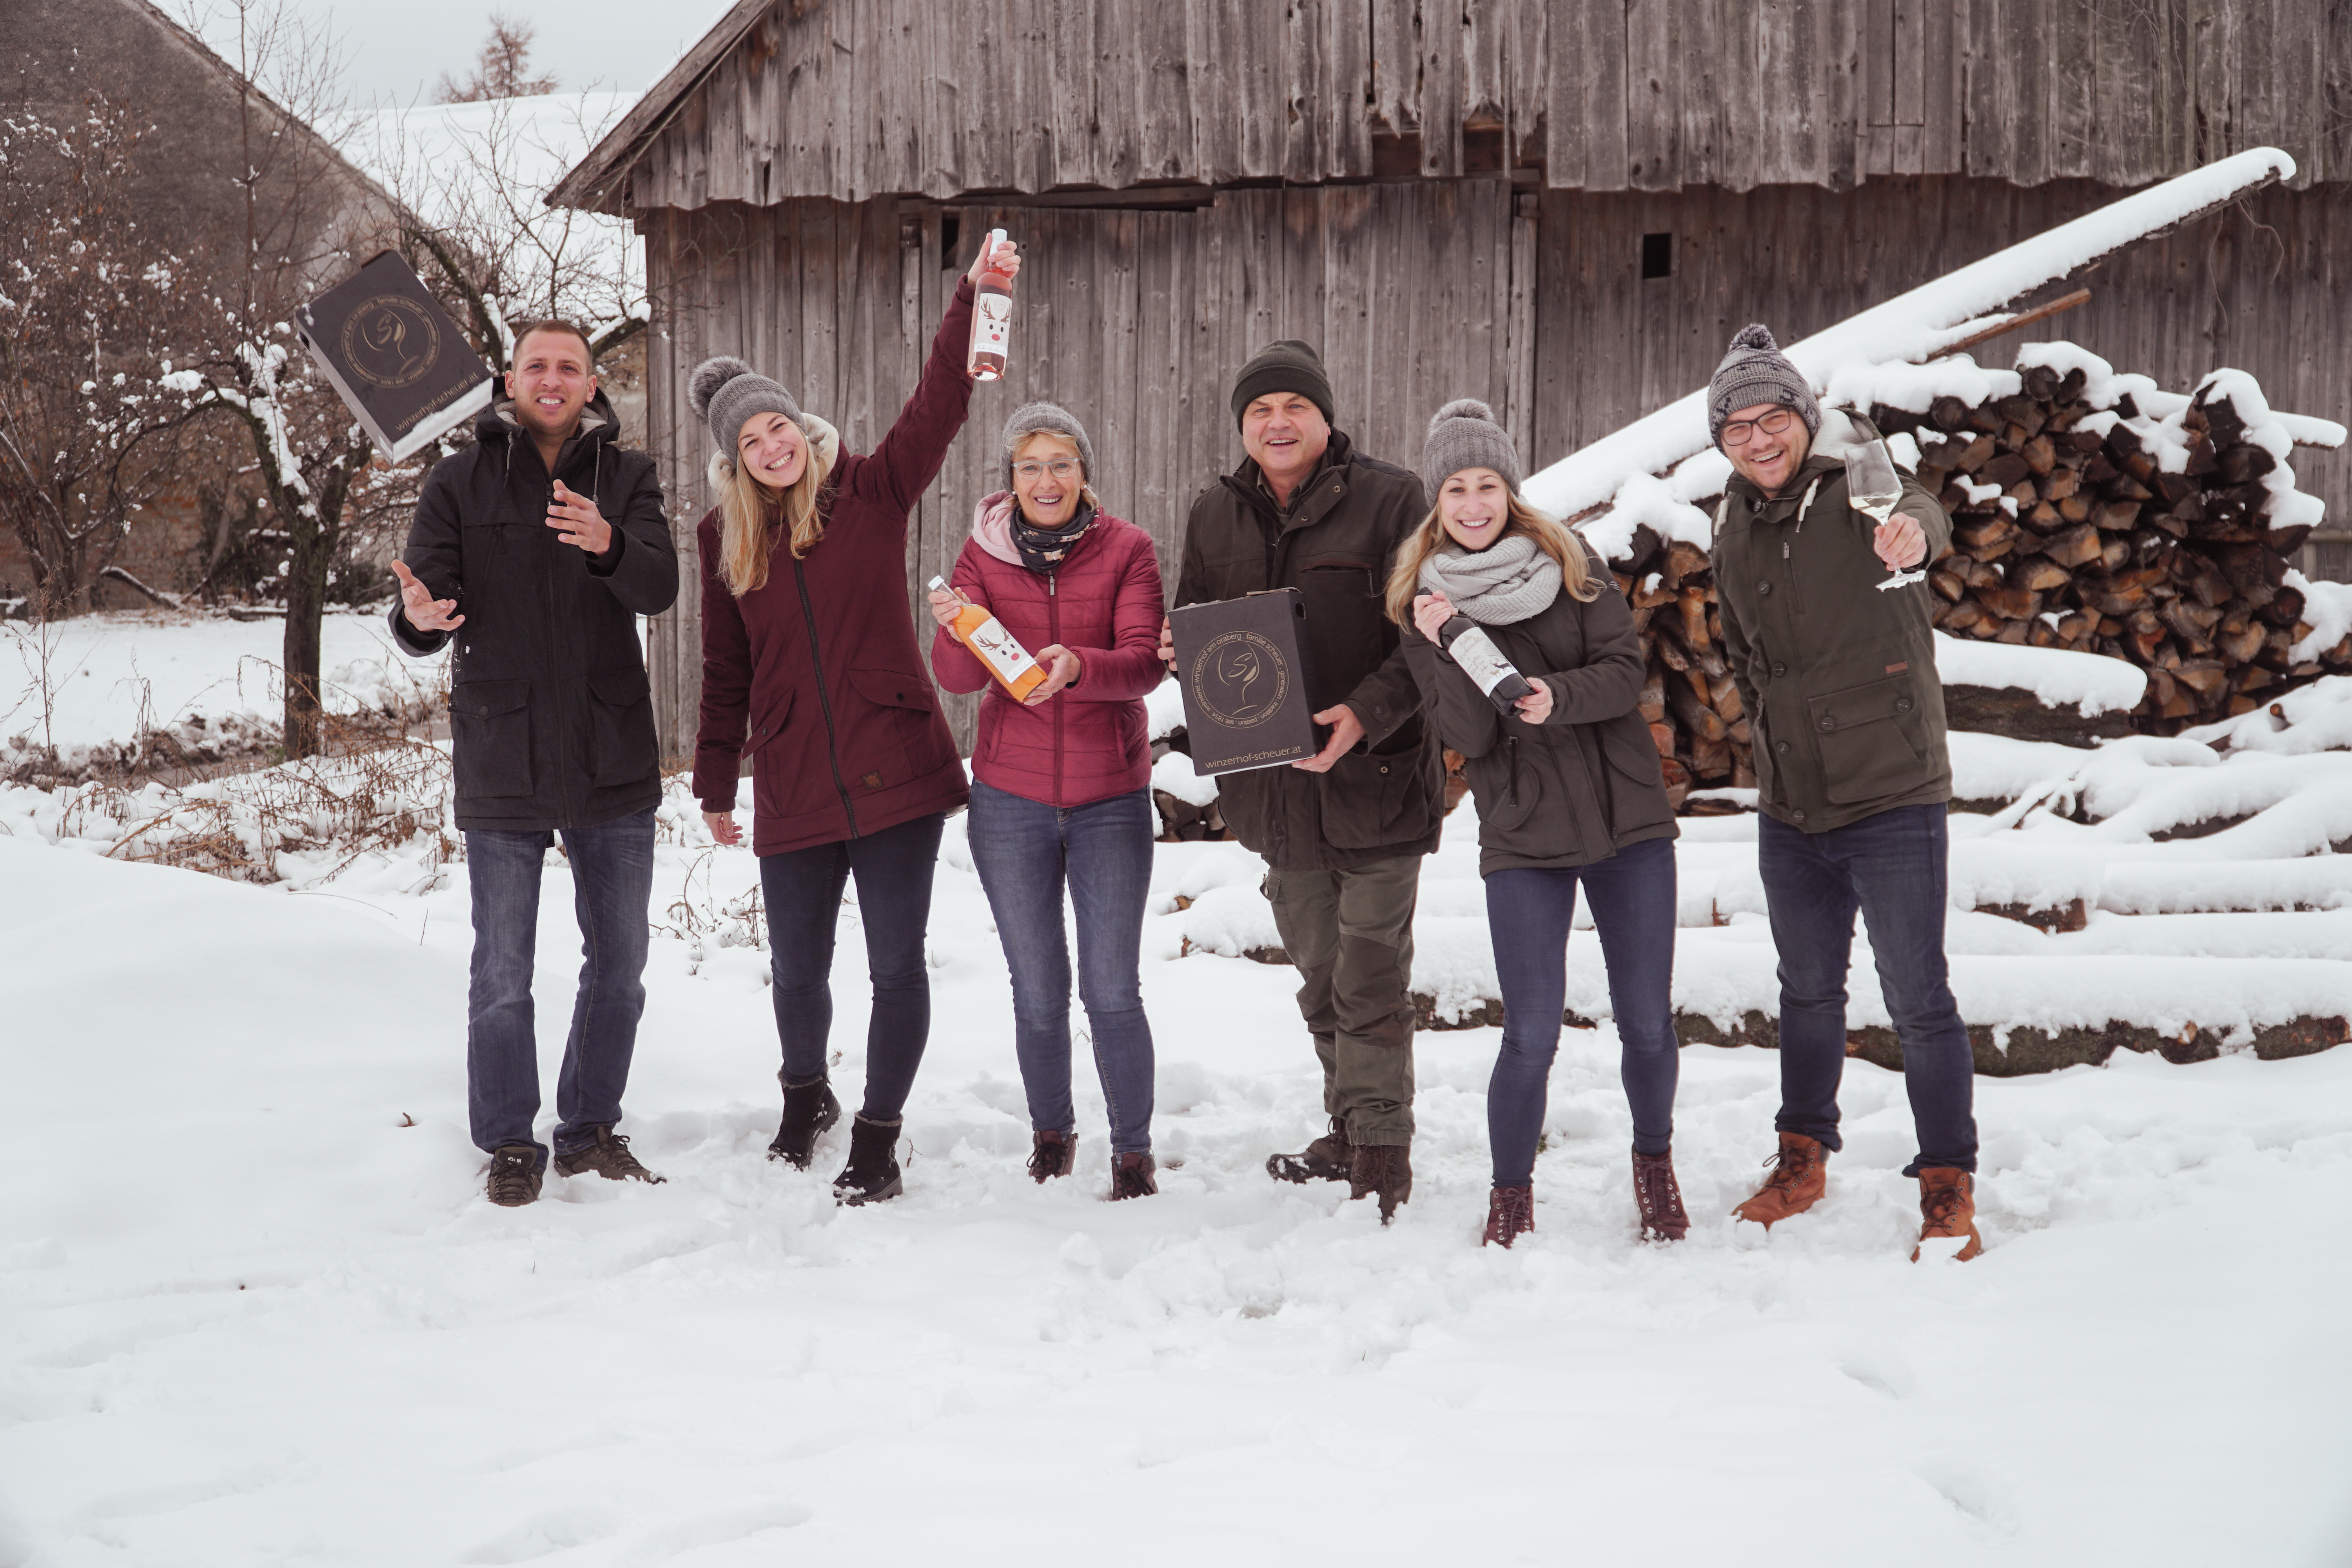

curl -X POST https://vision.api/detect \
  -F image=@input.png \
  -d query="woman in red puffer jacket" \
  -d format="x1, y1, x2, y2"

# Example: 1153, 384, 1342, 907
927, 400, 1167, 1200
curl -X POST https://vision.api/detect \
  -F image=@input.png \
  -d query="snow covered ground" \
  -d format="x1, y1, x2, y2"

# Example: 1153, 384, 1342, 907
6, 772, 2352, 1564
0, 610, 434, 760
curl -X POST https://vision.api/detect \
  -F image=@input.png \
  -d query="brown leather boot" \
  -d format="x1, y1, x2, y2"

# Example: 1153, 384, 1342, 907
1266, 1117, 1354, 1184
1632, 1149, 1689, 1241
1349, 1142, 1412, 1223
1913, 1168, 1984, 1261
1027, 1129, 1075, 1183
1481, 1185, 1534, 1248
1732, 1132, 1828, 1227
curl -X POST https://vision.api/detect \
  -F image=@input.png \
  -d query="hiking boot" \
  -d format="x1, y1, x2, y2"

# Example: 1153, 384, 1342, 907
1349, 1142, 1412, 1224
1109, 1151, 1158, 1201
486, 1145, 542, 1207
1913, 1168, 1985, 1261
1027, 1129, 1076, 1184
1267, 1116, 1354, 1184
1481, 1184, 1535, 1248
1633, 1148, 1690, 1241
767, 1073, 841, 1169
554, 1125, 666, 1184
1733, 1131, 1828, 1227
832, 1113, 904, 1206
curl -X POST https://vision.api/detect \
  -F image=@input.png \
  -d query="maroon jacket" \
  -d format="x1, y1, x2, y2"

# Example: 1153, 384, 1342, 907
930, 493, 1165, 807
693, 281, 977, 855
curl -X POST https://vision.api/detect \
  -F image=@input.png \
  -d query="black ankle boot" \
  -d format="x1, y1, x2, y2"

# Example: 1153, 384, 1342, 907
832, 1112, 904, 1206
767, 1072, 841, 1169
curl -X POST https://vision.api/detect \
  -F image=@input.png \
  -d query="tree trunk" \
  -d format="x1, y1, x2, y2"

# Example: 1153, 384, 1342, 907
281, 505, 332, 760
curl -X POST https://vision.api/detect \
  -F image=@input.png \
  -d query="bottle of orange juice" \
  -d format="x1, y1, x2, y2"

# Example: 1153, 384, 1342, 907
930, 575, 1045, 701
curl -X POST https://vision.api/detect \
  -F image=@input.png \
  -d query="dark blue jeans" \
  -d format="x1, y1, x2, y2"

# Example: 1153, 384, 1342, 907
1757, 802, 1978, 1174
1484, 835, 1679, 1187
760, 811, 945, 1123
965, 779, 1156, 1153
465, 805, 657, 1167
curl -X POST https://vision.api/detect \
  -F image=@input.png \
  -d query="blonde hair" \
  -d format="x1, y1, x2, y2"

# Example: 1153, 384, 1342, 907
1384, 491, 1601, 626
1009, 428, 1102, 513
714, 439, 833, 597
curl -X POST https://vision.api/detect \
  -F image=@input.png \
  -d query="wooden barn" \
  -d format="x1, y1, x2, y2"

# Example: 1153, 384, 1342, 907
549, 0, 2352, 753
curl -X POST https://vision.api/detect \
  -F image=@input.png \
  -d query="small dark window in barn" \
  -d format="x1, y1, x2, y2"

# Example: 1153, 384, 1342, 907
1641, 232, 1673, 281
941, 214, 961, 272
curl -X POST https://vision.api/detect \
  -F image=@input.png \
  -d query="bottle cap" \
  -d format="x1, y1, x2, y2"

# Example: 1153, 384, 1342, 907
927, 575, 948, 591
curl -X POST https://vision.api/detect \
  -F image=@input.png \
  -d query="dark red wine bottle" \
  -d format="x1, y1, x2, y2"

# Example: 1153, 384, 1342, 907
1437, 615, 1536, 713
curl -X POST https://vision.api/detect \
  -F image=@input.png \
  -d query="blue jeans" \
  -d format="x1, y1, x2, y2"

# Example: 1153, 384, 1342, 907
965, 779, 1157, 1154
1484, 835, 1679, 1187
1758, 803, 1978, 1174
465, 806, 657, 1167
761, 812, 945, 1122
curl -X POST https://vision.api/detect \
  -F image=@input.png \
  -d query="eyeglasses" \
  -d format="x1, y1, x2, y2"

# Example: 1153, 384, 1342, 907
1013, 459, 1080, 481
1720, 408, 1799, 447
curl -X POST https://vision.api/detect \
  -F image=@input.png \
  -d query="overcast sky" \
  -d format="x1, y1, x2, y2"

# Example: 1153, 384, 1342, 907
181, 0, 738, 109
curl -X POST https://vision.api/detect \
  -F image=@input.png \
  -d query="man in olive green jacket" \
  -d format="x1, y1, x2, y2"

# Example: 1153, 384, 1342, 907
1160, 339, 1441, 1221
1706, 323, 1984, 1262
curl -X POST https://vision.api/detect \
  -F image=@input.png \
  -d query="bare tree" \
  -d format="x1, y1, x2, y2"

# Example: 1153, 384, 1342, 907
437, 15, 559, 104
0, 93, 210, 614
170, 0, 401, 759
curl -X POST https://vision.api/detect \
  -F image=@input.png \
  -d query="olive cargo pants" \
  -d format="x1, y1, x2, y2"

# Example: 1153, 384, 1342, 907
1264, 856, 1421, 1146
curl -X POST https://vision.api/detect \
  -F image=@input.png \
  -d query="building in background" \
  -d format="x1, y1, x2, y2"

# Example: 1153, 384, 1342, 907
550, 0, 2352, 753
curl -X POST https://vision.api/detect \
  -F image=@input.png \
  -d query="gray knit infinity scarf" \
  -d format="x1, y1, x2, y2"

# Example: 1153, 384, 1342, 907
1417, 533, 1561, 625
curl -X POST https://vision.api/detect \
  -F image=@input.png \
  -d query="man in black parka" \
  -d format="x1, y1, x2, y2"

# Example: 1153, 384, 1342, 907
389, 321, 679, 1207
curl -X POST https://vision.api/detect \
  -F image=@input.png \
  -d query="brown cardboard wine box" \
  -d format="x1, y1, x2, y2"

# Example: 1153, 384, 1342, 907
1168, 589, 1322, 775
295, 250, 495, 463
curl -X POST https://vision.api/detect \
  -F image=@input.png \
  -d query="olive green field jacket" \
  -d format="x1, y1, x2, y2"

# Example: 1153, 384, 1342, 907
1710, 450, 1954, 833
1174, 432, 1442, 871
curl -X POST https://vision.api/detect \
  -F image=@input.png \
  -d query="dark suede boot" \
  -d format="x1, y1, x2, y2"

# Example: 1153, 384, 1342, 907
554, 1125, 665, 1184
1027, 1129, 1076, 1183
767, 1072, 841, 1169
1109, 1151, 1158, 1201
832, 1113, 904, 1206
485, 1144, 542, 1207
1267, 1116, 1354, 1184
1349, 1142, 1412, 1224
1632, 1148, 1689, 1241
1481, 1184, 1535, 1248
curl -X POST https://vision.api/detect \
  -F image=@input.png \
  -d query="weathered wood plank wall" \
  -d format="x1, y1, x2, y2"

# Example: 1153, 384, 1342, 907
564, 0, 2352, 217
643, 180, 1529, 755
641, 172, 2351, 758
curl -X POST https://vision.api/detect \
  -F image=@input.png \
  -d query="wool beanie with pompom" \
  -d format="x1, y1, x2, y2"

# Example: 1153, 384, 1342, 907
688, 355, 804, 464
1707, 324, 1820, 448
1421, 397, 1523, 507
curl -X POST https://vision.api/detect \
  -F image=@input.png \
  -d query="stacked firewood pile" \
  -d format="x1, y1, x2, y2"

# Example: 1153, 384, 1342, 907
1601, 364, 2350, 807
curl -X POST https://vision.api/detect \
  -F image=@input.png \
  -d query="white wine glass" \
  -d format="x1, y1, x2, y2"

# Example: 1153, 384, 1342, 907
1846, 436, 1927, 591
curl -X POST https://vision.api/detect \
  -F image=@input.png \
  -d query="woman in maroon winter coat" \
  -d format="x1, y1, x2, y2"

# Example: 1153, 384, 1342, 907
692, 236, 1020, 1206
926, 401, 1167, 1200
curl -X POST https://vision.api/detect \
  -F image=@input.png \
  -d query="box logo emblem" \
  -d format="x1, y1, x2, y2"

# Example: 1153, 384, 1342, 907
1190, 630, 1288, 728
341, 295, 441, 389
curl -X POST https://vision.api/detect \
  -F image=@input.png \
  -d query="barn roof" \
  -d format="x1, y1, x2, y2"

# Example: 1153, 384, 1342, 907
552, 0, 2348, 217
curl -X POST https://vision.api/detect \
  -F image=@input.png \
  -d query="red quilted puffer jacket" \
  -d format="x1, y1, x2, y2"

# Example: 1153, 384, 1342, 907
929, 494, 1166, 807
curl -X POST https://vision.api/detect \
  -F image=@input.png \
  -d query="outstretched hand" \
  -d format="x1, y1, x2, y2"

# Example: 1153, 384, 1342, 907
547, 480, 612, 556
391, 560, 462, 634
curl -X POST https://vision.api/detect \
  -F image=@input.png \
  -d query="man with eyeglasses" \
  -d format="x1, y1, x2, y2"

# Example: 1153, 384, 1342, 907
1705, 323, 1984, 1263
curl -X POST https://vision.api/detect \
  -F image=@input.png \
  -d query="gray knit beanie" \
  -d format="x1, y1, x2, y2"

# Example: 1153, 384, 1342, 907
1708, 324, 1820, 447
1000, 400, 1096, 492
1230, 338, 1336, 430
688, 355, 804, 458
1421, 397, 1522, 506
